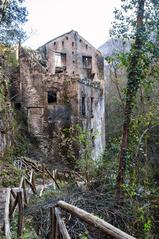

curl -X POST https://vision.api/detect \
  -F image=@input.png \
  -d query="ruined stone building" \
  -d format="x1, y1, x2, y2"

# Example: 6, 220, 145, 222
17, 30, 105, 163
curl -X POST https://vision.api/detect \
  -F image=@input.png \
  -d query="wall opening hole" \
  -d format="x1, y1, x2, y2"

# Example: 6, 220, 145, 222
82, 96, 86, 116
82, 56, 92, 68
15, 102, 21, 109
91, 97, 94, 117
48, 91, 57, 104
55, 52, 66, 73
91, 129, 95, 147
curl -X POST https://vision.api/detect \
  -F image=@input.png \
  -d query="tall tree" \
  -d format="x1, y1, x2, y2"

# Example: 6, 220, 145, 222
110, 0, 159, 196
0, 0, 28, 44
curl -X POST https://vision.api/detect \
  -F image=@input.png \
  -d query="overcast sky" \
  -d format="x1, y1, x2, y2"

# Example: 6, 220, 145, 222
24, 0, 121, 49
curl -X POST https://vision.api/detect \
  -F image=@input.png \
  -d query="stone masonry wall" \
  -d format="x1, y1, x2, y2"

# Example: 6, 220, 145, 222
19, 48, 80, 163
19, 29, 105, 162
37, 30, 104, 82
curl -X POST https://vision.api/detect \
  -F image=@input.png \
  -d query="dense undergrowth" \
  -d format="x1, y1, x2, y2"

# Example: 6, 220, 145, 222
9, 149, 158, 239
0, 108, 31, 187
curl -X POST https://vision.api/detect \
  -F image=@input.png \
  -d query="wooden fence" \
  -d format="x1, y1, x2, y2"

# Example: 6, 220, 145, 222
48, 201, 136, 239
3, 161, 86, 238
6, 166, 60, 238
6, 194, 137, 239
3, 159, 137, 239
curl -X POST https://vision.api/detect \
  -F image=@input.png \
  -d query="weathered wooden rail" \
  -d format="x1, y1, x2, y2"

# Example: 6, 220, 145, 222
4, 187, 137, 239
2, 158, 136, 238
49, 200, 136, 239
4, 166, 60, 238
8, 169, 47, 237
2, 160, 86, 238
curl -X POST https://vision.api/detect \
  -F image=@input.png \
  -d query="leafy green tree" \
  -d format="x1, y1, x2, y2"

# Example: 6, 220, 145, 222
0, 0, 28, 44
110, 0, 159, 195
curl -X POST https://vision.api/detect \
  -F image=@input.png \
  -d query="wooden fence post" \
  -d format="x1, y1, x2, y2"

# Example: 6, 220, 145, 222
17, 191, 24, 238
11, 189, 16, 199
9, 194, 18, 218
28, 169, 33, 193
49, 207, 58, 239
54, 207, 70, 239
52, 170, 56, 190
22, 179, 28, 206
32, 173, 36, 193
4, 188, 11, 239
42, 164, 45, 185
45, 168, 60, 189
19, 177, 24, 188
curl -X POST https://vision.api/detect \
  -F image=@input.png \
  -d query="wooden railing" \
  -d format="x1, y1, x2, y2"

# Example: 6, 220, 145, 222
49, 201, 136, 239
14, 157, 86, 189
3, 161, 86, 238
7, 166, 60, 238
3, 158, 136, 239
6, 185, 137, 239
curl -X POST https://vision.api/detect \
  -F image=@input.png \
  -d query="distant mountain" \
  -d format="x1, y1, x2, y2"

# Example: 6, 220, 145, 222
98, 38, 131, 57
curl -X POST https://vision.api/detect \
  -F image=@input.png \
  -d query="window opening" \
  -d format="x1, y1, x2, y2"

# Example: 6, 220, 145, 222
55, 53, 62, 67
91, 129, 95, 148
82, 97, 86, 116
48, 91, 57, 104
82, 56, 92, 69
90, 97, 94, 117
55, 52, 66, 73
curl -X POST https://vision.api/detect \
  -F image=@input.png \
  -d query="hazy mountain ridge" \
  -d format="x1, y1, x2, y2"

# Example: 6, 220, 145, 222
98, 38, 131, 57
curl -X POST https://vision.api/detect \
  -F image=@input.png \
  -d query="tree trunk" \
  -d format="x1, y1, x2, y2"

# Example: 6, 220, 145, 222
116, 0, 146, 196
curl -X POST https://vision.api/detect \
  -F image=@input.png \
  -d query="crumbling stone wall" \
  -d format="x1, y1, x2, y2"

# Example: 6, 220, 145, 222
36, 30, 105, 160
19, 48, 80, 163
37, 30, 104, 82
18, 30, 105, 163
77, 79, 105, 159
